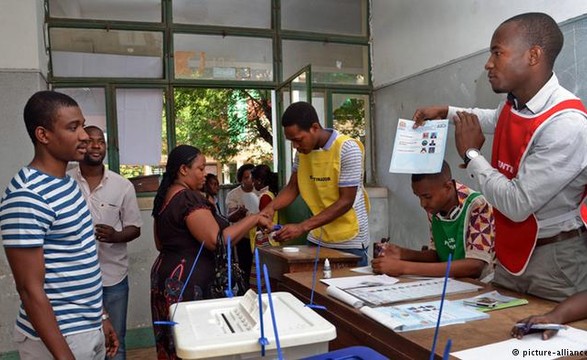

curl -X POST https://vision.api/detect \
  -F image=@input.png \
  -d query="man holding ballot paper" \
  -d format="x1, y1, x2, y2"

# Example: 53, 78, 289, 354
412, 12, 587, 302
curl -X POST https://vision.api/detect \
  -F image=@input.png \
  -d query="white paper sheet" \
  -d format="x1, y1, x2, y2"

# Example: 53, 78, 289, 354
345, 278, 481, 306
350, 266, 374, 274
326, 286, 364, 308
389, 119, 449, 174
320, 274, 399, 289
451, 326, 587, 360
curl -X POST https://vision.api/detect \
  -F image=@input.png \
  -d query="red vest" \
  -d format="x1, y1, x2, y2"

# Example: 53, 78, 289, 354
491, 99, 587, 275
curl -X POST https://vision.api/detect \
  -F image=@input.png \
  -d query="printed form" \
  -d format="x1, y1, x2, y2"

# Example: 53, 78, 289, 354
389, 119, 449, 174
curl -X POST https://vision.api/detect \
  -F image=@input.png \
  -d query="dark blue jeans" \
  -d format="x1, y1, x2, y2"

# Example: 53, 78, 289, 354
103, 276, 129, 360
308, 243, 370, 267
337, 246, 369, 267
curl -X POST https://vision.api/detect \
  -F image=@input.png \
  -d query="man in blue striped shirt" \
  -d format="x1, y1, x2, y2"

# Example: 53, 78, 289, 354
0, 91, 118, 359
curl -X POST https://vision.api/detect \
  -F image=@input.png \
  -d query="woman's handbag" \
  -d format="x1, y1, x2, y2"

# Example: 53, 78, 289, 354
209, 232, 247, 298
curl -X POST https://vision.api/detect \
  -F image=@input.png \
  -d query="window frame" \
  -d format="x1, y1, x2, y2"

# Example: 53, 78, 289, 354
45, 0, 374, 185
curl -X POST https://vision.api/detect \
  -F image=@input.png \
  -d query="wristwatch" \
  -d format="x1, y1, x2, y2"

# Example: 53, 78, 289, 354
101, 313, 110, 321
463, 148, 481, 166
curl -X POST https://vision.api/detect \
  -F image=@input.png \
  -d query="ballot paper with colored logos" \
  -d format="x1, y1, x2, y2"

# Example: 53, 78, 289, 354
361, 299, 489, 332
389, 119, 449, 174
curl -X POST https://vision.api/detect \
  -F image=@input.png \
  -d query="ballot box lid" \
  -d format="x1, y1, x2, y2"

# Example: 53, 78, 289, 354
171, 291, 336, 359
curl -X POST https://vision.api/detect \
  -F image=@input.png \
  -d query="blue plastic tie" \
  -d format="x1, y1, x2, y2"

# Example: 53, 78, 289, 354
305, 230, 326, 310
429, 253, 453, 360
442, 339, 452, 360
255, 249, 268, 356
225, 236, 234, 298
263, 264, 283, 360
153, 240, 205, 327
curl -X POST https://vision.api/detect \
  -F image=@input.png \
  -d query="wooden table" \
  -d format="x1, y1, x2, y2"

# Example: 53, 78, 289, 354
280, 269, 587, 360
258, 245, 360, 289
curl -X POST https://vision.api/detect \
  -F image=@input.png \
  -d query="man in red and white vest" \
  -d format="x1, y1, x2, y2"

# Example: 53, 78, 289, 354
413, 13, 587, 302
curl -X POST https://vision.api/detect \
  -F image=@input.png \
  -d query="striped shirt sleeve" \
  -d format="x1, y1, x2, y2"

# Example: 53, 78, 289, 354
0, 189, 54, 248
339, 139, 363, 187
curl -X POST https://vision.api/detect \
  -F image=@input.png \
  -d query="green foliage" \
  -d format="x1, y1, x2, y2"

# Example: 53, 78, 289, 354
119, 165, 143, 179
333, 97, 366, 141
174, 88, 272, 164
246, 152, 274, 167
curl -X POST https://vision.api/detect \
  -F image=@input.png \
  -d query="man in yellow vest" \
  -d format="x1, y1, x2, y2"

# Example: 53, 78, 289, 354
261, 101, 370, 265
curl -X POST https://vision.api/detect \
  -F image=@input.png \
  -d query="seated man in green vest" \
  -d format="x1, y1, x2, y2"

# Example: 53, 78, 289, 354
372, 161, 495, 280
261, 101, 370, 266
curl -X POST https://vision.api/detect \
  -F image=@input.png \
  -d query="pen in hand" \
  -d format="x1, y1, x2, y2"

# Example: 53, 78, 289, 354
514, 323, 567, 332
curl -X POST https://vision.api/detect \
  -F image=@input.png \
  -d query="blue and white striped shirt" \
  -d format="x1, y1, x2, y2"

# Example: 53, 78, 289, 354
0, 167, 103, 339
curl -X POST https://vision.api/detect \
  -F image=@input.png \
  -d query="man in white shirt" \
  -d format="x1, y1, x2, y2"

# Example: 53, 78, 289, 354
69, 126, 142, 360
413, 13, 587, 302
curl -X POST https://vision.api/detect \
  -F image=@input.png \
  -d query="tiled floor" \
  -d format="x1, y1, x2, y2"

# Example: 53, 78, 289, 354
128, 347, 157, 359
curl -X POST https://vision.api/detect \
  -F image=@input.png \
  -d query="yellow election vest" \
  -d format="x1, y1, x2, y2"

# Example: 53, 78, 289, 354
298, 134, 370, 243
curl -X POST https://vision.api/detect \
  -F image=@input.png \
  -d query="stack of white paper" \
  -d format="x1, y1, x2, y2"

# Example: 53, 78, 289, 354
452, 326, 587, 360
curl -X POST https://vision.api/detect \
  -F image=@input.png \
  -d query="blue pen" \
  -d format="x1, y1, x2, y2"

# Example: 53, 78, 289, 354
515, 323, 567, 331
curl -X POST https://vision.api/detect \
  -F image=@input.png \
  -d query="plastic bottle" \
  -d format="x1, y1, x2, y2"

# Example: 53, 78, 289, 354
323, 258, 332, 279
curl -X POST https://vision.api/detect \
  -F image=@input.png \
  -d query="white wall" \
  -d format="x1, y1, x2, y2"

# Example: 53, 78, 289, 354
372, 0, 587, 88
0, 1, 48, 353
371, 2, 587, 250
0, 0, 46, 73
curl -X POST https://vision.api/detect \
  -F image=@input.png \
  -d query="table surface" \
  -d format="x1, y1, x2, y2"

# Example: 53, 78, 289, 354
258, 245, 361, 265
281, 269, 587, 360
258, 245, 361, 285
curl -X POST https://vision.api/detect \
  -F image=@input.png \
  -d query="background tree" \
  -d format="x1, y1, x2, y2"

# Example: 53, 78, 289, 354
333, 97, 366, 142
174, 88, 273, 164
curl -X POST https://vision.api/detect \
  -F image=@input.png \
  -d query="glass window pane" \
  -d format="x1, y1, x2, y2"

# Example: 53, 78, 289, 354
333, 94, 368, 143
282, 0, 367, 36
282, 40, 368, 85
174, 34, 272, 81
174, 88, 273, 161
48, 0, 161, 22
56, 87, 108, 161
50, 28, 163, 78
56, 87, 106, 131
332, 93, 371, 182
311, 92, 326, 128
117, 88, 165, 179
289, 73, 308, 104
173, 0, 270, 28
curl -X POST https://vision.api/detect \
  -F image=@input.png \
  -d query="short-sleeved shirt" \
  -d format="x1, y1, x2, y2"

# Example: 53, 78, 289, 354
428, 181, 495, 278
0, 167, 102, 339
152, 189, 229, 300
225, 185, 260, 222
68, 167, 143, 287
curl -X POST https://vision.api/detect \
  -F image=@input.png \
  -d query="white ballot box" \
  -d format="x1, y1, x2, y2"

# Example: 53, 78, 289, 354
171, 290, 336, 359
